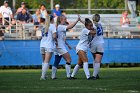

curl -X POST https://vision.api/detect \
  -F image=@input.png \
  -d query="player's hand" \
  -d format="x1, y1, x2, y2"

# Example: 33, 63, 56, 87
77, 14, 81, 21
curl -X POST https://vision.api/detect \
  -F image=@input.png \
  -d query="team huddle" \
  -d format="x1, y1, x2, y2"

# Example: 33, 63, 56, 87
40, 14, 104, 80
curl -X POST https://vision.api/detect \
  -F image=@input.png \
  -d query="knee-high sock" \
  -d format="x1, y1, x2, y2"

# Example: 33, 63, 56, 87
83, 62, 90, 79
41, 63, 49, 78
42, 62, 44, 67
65, 63, 71, 78
51, 66, 57, 79
71, 64, 80, 77
93, 62, 100, 77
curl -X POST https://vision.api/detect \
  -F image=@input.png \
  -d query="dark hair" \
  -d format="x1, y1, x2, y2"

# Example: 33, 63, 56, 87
92, 14, 100, 22
56, 15, 65, 26
50, 15, 54, 22
85, 18, 92, 26
40, 4, 46, 8
40, 18, 45, 23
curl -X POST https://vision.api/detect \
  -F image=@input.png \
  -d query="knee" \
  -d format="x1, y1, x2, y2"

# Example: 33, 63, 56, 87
94, 59, 101, 63
81, 58, 88, 62
65, 58, 71, 63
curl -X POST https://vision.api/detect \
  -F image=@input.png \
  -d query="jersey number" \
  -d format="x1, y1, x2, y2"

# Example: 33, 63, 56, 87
97, 26, 103, 36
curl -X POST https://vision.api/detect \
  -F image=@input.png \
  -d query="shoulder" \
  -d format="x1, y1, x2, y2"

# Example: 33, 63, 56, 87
7, 7, 11, 10
58, 25, 67, 31
52, 9, 56, 12
58, 25, 66, 28
82, 28, 90, 34
50, 24, 56, 29
59, 9, 62, 12
0, 6, 4, 9
98, 23, 102, 26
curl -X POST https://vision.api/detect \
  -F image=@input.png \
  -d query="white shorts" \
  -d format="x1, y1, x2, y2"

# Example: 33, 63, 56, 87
40, 47, 54, 55
54, 48, 68, 56
76, 48, 88, 54
90, 43, 104, 54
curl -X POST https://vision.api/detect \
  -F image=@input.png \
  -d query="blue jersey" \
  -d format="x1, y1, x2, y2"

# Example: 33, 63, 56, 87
52, 9, 62, 17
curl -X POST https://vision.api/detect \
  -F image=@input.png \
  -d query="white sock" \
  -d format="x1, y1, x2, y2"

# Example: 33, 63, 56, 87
42, 62, 44, 67
71, 64, 80, 77
65, 64, 71, 78
51, 66, 57, 79
93, 63, 100, 77
41, 63, 49, 78
83, 62, 90, 79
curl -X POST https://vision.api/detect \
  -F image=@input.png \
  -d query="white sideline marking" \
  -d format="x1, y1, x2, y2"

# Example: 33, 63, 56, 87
128, 90, 139, 93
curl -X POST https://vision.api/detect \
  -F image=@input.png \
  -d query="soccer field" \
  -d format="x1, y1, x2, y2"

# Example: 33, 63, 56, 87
0, 68, 140, 93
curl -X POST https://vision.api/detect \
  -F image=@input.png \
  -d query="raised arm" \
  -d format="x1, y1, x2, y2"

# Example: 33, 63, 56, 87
66, 15, 80, 30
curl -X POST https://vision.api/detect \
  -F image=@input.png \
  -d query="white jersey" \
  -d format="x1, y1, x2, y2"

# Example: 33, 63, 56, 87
91, 23, 104, 46
57, 25, 67, 49
76, 28, 92, 52
40, 24, 56, 49
0, 6, 12, 18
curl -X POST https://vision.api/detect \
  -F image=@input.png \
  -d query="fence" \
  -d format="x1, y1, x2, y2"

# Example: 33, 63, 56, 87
0, 38, 140, 66
1, 14, 140, 40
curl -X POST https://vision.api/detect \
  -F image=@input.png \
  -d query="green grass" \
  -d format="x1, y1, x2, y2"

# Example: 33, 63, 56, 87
0, 68, 140, 93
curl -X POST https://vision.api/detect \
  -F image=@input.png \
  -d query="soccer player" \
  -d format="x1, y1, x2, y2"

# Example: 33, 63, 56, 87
53, 15, 80, 79
90, 14, 104, 80
40, 16, 58, 80
51, 39, 72, 79
71, 18, 96, 80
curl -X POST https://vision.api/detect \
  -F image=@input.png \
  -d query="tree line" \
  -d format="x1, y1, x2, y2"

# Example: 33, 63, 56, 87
0, 0, 139, 14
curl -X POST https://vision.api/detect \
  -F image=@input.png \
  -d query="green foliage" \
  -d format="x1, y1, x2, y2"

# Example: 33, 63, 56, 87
15, 0, 50, 9
0, 0, 139, 14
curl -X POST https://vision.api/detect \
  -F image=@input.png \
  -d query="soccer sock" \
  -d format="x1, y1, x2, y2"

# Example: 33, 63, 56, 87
93, 62, 100, 77
51, 66, 57, 79
42, 62, 44, 67
83, 62, 90, 79
41, 63, 49, 78
71, 64, 80, 77
65, 63, 71, 78
53, 55, 62, 67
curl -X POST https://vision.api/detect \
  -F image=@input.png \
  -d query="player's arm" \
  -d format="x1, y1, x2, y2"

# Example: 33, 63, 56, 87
53, 32, 58, 47
89, 28, 96, 36
65, 41, 72, 50
64, 37, 72, 50
79, 17, 85, 25
66, 15, 80, 30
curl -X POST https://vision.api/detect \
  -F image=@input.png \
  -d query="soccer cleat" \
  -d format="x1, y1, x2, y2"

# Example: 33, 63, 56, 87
52, 77, 57, 80
70, 77, 77, 80
96, 74, 100, 79
40, 77, 46, 80
91, 76, 97, 80
87, 77, 93, 80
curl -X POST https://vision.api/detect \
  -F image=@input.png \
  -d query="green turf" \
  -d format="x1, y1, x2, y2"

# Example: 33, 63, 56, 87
0, 68, 140, 93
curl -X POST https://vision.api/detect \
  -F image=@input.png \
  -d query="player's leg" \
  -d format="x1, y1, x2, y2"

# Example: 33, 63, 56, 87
71, 57, 82, 79
41, 49, 53, 80
51, 55, 62, 79
91, 53, 99, 79
92, 44, 104, 79
62, 52, 72, 78
78, 50, 90, 79
40, 48, 45, 67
